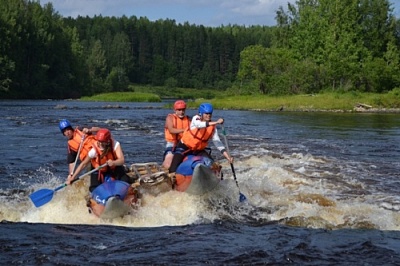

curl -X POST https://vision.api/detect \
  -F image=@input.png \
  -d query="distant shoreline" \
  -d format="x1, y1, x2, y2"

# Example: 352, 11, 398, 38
52, 90, 400, 114
245, 107, 400, 113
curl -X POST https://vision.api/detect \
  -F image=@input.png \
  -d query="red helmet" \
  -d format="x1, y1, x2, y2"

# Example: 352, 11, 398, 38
174, 100, 186, 110
96, 128, 111, 143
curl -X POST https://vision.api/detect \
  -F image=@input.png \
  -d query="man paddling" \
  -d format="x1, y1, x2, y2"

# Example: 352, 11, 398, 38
59, 119, 100, 176
162, 100, 191, 170
168, 103, 233, 180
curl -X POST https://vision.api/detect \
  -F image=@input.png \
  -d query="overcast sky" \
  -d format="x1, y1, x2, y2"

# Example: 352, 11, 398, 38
39, 0, 400, 27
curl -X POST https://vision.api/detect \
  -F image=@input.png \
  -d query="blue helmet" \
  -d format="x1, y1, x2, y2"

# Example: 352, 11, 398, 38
59, 119, 72, 133
198, 103, 213, 115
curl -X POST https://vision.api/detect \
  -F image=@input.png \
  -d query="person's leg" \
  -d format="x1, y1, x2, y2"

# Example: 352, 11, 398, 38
162, 147, 174, 170
168, 142, 189, 173
118, 174, 131, 183
114, 166, 132, 183
168, 153, 184, 173
89, 172, 101, 192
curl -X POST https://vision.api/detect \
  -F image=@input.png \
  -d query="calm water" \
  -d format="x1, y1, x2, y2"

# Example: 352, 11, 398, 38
1, 100, 400, 265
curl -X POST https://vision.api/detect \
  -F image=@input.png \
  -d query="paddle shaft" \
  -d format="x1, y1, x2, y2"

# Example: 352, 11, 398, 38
71, 162, 108, 185
223, 133, 240, 188
221, 125, 246, 201
229, 161, 240, 188
72, 135, 85, 174
29, 163, 108, 208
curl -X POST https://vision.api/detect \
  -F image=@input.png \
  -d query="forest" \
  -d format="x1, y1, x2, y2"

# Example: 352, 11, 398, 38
0, 0, 399, 99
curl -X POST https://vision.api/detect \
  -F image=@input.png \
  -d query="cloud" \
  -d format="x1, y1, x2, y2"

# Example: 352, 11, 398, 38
40, 0, 400, 27
40, 0, 294, 26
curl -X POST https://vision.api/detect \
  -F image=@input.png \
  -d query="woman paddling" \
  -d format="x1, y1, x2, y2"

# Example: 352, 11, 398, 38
66, 128, 132, 192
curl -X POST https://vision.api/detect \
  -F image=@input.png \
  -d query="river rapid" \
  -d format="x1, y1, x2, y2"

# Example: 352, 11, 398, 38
1, 100, 400, 265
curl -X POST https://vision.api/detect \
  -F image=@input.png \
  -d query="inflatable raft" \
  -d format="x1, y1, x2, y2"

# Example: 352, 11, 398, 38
127, 157, 223, 196
87, 180, 139, 219
174, 155, 222, 195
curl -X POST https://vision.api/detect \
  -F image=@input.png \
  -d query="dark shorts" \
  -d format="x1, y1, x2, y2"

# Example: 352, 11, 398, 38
89, 166, 132, 192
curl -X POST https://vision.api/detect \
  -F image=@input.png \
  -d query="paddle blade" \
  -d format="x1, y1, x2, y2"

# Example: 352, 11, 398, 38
239, 192, 247, 202
29, 189, 55, 208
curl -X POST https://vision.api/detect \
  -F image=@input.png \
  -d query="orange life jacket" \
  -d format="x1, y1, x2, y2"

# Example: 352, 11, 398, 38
67, 129, 96, 161
90, 140, 119, 183
180, 125, 215, 151
164, 114, 190, 145
91, 140, 117, 173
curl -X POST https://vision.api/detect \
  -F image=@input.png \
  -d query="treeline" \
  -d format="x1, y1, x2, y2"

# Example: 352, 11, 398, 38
0, 0, 273, 99
237, 0, 400, 95
0, 0, 399, 99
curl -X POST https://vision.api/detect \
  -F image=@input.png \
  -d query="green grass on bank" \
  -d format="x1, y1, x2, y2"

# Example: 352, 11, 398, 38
80, 86, 226, 103
81, 92, 161, 102
200, 91, 400, 111
133, 85, 227, 100
80, 87, 400, 112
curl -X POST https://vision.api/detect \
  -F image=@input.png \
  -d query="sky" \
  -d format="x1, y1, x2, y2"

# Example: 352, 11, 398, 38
39, 0, 400, 27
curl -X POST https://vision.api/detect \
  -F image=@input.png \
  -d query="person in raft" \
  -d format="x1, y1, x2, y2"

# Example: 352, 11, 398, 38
59, 119, 100, 176
168, 102, 233, 179
162, 100, 191, 170
66, 128, 132, 192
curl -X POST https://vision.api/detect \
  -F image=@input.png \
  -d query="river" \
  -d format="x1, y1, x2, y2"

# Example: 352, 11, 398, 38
1, 100, 400, 265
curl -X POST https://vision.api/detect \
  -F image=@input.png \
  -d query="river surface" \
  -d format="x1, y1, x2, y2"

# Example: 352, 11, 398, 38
1, 100, 400, 265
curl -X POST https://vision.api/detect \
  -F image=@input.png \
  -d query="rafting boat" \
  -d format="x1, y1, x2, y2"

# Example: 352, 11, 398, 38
87, 180, 139, 219
86, 156, 223, 219
127, 156, 223, 196
174, 155, 222, 195
88, 162, 174, 219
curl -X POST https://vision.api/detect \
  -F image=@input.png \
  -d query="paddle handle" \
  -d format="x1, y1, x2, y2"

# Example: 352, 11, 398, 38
70, 163, 108, 185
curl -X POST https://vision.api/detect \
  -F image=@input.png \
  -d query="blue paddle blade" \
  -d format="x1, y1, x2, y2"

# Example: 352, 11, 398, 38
29, 189, 55, 208
29, 184, 67, 208
239, 192, 247, 202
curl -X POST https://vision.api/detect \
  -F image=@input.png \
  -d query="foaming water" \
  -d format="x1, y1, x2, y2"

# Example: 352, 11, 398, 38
4, 149, 397, 232
16, 178, 217, 227
228, 152, 400, 230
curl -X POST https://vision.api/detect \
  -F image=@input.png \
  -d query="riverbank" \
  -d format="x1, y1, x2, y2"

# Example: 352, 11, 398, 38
80, 89, 400, 113
201, 91, 400, 113
243, 104, 400, 113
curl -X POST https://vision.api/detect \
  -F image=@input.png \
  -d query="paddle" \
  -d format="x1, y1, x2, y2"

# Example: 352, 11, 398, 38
29, 163, 107, 208
221, 125, 247, 202
71, 134, 85, 174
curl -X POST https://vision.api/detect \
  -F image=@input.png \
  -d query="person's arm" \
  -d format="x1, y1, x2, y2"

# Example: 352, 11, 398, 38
166, 115, 185, 134
212, 128, 234, 163
66, 155, 91, 184
208, 118, 224, 127
82, 127, 100, 134
222, 150, 233, 163
192, 116, 224, 129
190, 115, 204, 128
107, 141, 125, 167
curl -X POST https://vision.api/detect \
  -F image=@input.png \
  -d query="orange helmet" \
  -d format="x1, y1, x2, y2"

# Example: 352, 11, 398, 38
96, 128, 111, 143
174, 100, 186, 110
